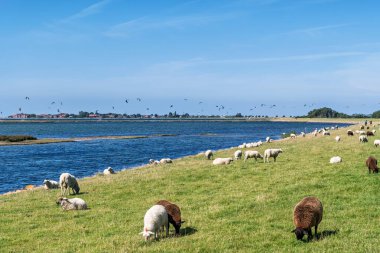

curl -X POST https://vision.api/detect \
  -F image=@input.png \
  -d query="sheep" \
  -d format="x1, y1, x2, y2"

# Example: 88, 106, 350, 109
374, 140, 380, 147
263, 148, 283, 163
257, 141, 263, 146
361, 125, 365, 130
292, 196, 323, 241
59, 173, 80, 196
56, 197, 87, 210
149, 159, 160, 165
244, 150, 263, 162
156, 200, 184, 236
290, 133, 296, 139
329, 156, 342, 164
238, 144, 246, 149
234, 150, 242, 160
347, 130, 354, 136
335, 136, 341, 142
140, 205, 169, 241
366, 131, 374, 137
300, 132, 306, 137
366, 156, 379, 173
160, 158, 172, 164
212, 158, 233, 165
266, 136, 271, 143
373, 129, 377, 134
359, 130, 366, 135
43, 179, 59, 190
103, 167, 115, 175
204, 150, 213, 160
323, 131, 330, 136
359, 135, 368, 143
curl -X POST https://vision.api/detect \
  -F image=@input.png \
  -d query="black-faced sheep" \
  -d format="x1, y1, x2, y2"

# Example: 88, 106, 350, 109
205, 150, 213, 160
103, 167, 115, 175
156, 200, 185, 236
292, 196, 323, 241
59, 173, 80, 196
140, 205, 169, 241
374, 140, 380, 147
366, 156, 379, 173
347, 130, 354, 136
359, 135, 368, 143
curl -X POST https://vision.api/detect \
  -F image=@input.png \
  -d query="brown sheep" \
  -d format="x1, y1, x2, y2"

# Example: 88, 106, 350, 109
366, 131, 374, 137
156, 200, 185, 235
366, 156, 379, 173
347, 130, 354, 136
292, 197, 323, 241
361, 125, 365, 130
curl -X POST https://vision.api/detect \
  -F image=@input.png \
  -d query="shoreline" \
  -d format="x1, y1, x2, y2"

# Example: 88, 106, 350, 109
1, 122, 361, 196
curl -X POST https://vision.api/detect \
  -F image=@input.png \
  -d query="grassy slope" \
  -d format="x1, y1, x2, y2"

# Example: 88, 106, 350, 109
1, 123, 380, 252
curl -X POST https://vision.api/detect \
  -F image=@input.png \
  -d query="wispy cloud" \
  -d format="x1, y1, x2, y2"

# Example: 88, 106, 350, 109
286, 23, 352, 36
105, 13, 238, 37
60, 0, 111, 23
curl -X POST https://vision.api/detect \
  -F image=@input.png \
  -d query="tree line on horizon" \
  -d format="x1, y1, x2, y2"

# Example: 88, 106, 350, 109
303, 107, 380, 118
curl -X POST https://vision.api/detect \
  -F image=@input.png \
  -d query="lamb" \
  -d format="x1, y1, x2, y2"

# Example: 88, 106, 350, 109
244, 150, 263, 162
347, 130, 354, 136
366, 131, 374, 137
212, 158, 233, 165
59, 173, 80, 196
292, 196, 323, 241
204, 150, 213, 160
160, 158, 172, 164
234, 150, 242, 160
366, 156, 379, 173
140, 205, 169, 241
335, 136, 341, 142
43, 179, 59, 190
290, 133, 296, 139
56, 197, 87, 210
263, 148, 283, 163
103, 167, 115, 175
156, 200, 184, 236
359, 135, 368, 143
374, 140, 380, 147
329, 156, 342, 163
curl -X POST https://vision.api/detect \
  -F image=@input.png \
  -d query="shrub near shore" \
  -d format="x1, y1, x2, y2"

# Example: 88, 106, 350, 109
1, 123, 380, 252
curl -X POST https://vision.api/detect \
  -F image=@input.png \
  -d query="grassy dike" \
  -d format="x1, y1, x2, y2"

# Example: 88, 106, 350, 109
1, 123, 380, 252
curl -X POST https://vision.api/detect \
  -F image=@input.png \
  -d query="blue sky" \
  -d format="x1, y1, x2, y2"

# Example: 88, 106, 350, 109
1, 0, 380, 116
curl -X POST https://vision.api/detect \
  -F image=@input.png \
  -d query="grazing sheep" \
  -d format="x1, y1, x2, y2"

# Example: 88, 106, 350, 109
266, 137, 271, 143
300, 132, 306, 137
374, 140, 380, 147
140, 205, 169, 241
56, 197, 87, 210
263, 148, 283, 163
59, 173, 80, 196
323, 131, 330, 136
366, 156, 379, 173
347, 130, 354, 136
160, 158, 173, 164
372, 129, 377, 134
367, 131, 374, 137
244, 150, 263, 162
359, 135, 368, 143
156, 200, 184, 236
204, 150, 214, 160
330, 156, 342, 164
103, 167, 115, 175
290, 133, 296, 139
212, 158, 233, 165
43, 179, 59, 190
335, 136, 341, 142
234, 150, 242, 160
292, 196, 323, 241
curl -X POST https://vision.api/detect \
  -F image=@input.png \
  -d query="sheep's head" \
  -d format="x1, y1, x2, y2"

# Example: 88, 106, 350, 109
292, 227, 307, 240
279, 149, 283, 153
140, 230, 154, 241
43, 180, 48, 185
56, 197, 66, 205
73, 184, 80, 194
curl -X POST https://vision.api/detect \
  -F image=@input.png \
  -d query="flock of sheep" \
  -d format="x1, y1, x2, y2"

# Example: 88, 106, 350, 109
40, 121, 379, 242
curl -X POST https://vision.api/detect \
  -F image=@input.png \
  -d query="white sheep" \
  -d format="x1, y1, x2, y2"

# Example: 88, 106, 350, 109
335, 136, 341, 142
374, 140, 380, 147
56, 197, 87, 210
300, 132, 306, 137
212, 158, 233, 165
323, 131, 330, 136
238, 144, 246, 149
103, 167, 115, 175
358, 130, 366, 135
205, 150, 213, 160
140, 205, 169, 241
329, 156, 342, 164
266, 137, 271, 143
160, 158, 173, 164
244, 150, 263, 162
264, 148, 283, 163
43, 179, 59, 190
373, 129, 377, 134
359, 135, 368, 143
257, 141, 263, 146
59, 173, 80, 196
290, 133, 296, 139
149, 159, 160, 165
234, 150, 242, 160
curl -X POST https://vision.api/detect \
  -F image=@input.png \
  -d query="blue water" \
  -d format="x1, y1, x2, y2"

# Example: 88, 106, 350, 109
0, 121, 349, 194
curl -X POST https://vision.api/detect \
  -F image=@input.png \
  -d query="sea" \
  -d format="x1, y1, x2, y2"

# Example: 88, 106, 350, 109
0, 121, 350, 194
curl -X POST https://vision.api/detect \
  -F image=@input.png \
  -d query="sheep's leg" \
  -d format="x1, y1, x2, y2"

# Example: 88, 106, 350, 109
165, 223, 169, 237
307, 228, 312, 241
315, 225, 319, 239
274, 156, 276, 162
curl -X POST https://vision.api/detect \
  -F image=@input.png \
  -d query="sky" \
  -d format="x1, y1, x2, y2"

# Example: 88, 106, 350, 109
1, 0, 380, 117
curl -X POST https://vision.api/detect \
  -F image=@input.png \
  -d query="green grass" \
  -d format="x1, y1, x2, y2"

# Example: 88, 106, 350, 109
1, 123, 380, 252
